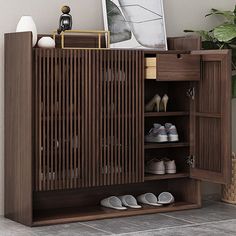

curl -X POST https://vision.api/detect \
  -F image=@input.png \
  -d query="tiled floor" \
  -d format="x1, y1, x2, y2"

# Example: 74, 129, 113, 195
1, 201, 236, 236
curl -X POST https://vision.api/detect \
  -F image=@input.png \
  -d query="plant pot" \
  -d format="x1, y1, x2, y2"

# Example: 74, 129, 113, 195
232, 70, 236, 98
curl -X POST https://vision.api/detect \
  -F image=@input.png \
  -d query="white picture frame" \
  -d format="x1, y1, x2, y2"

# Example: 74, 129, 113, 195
102, 0, 168, 50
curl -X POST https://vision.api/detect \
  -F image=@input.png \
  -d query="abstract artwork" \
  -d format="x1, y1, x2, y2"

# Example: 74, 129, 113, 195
102, 0, 167, 50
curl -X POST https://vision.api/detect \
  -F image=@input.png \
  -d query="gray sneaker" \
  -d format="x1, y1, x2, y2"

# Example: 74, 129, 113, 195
165, 123, 179, 142
145, 124, 168, 143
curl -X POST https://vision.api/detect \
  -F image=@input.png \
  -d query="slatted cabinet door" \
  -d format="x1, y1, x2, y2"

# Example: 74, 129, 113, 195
34, 49, 144, 191
190, 50, 231, 184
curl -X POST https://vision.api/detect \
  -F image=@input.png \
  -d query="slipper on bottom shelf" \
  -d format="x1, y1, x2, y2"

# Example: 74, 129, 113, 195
137, 193, 163, 207
118, 195, 142, 209
158, 192, 175, 204
100, 196, 127, 210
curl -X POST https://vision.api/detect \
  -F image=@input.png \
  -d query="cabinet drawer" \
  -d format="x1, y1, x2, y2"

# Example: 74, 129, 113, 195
157, 54, 200, 81
145, 58, 157, 79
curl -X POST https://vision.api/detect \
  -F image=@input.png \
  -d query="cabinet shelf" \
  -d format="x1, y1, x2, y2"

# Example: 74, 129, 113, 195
144, 173, 189, 181
144, 142, 190, 149
145, 112, 189, 117
33, 201, 198, 226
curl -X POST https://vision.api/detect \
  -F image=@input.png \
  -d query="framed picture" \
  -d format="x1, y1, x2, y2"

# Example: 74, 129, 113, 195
102, 0, 168, 50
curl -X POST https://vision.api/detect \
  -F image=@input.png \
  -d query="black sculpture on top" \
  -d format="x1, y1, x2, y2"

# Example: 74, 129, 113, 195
57, 6, 72, 34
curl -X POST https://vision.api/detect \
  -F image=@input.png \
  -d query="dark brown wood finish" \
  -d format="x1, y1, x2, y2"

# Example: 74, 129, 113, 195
167, 36, 201, 51
34, 49, 144, 191
157, 54, 201, 81
5, 33, 232, 226
190, 50, 232, 184
4, 32, 33, 226
33, 178, 200, 226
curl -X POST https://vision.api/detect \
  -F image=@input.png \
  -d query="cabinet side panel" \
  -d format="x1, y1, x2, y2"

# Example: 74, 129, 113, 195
4, 32, 33, 226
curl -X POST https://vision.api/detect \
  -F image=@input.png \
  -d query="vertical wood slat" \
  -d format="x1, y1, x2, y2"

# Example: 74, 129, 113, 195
54, 49, 58, 190
62, 50, 65, 189
77, 50, 81, 188
66, 50, 69, 189
110, 50, 114, 185
42, 50, 46, 190
50, 49, 54, 190
69, 50, 73, 189
34, 49, 144, 191
58, 49, 62, 189
38, 49, 42, 191
99, 51, 103, 186
114, 50, 117, 184
35, 49, 39, 191
117, 51, 121, 185
73, 50, 77, 188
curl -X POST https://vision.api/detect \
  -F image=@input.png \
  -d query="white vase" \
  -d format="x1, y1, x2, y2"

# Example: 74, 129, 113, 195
16, 16, 38, 46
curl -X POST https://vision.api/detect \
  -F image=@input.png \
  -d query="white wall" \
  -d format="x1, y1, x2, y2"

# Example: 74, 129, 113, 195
0, 0, 235, 215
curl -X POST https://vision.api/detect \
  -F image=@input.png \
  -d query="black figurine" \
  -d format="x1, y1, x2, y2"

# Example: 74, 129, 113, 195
57, 6, 72, 34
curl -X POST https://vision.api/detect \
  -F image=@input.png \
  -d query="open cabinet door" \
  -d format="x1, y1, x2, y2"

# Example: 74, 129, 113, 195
190, 50, 231, 184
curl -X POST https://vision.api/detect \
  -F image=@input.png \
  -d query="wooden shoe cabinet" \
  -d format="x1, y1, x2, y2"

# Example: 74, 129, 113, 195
5, 32, 232, 226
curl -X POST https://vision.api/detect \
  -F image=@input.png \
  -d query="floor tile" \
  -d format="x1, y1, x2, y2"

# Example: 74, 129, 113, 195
162, 200, 236, 224
0, 218, 110, 236
116, 219, 236, 236
31, 223, 110, 236
83, 214, 191, 234
1, 201, 236, 235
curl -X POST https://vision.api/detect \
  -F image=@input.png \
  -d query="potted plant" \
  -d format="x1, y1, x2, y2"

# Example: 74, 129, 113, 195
184, 5, 236, 97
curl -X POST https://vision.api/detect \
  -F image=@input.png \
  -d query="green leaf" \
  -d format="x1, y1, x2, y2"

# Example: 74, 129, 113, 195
206, 8, 236, 23
213, 24, 236, 42
229, 44, 236, 49
234, 5, 236, 24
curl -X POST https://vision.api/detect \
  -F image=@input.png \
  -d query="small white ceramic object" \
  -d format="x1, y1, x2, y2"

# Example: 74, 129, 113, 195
37, 37, 56, 48
16, 16, 38, 46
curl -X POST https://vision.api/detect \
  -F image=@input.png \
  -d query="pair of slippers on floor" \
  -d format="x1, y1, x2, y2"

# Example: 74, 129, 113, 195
100, 192, 174, 210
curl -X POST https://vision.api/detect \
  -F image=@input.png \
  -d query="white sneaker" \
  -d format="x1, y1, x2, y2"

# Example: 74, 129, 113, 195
145, 159, 165, 175
145, 124, 168, 143
164, 159, 176, 174
165, 123, 179, 142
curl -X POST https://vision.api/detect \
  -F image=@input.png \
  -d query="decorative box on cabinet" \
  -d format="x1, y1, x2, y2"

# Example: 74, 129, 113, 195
5, 32, 231, 226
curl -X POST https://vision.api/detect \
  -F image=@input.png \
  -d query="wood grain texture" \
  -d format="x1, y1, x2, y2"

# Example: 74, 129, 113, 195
33, 202, 199, 226
7, 33, 231, 226
167, 36, 201, 51
33, 178, 200, 226
190, 50, 232, 184
157, 54, 200, 81
34, 49, 144, 191
4, 32, 33, 226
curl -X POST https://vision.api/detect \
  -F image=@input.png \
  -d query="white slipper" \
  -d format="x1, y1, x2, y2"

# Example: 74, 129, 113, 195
158, 192, 175, 204
137, 193, 162, 206
118, 195, 142, 209
100, 196, 127, 210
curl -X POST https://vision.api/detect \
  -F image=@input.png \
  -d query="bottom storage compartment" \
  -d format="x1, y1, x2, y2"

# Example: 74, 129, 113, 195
33, 178, 201, 226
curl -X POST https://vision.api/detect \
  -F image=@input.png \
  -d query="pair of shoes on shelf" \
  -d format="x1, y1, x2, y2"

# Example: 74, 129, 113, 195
145, 123, 179, 143
137, 192, 175, 206
145, 158, 176, 175
145, 94, 169, 112
100, 192, 175, 210
101, 195, 141, 210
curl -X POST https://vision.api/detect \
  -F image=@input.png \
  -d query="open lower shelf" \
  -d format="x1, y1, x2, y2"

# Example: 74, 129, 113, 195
144, 173, 189, 181
33, 201, 199, 226
145, 112, 189, 117
144, 142, 190, 149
